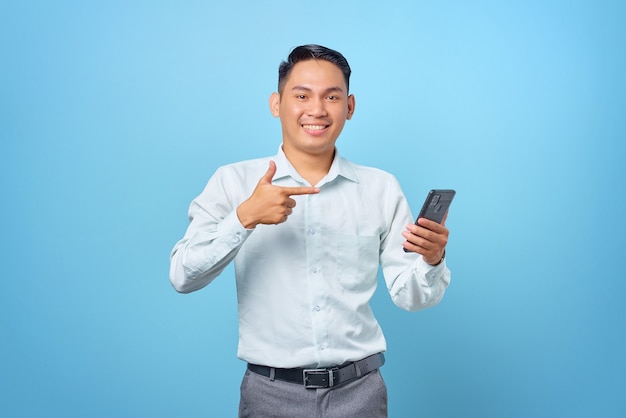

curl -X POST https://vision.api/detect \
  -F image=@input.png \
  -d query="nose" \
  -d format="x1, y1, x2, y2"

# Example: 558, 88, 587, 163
307, 97, 327, 117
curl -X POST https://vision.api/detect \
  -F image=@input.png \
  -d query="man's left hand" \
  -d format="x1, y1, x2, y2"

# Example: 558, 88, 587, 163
402, 215, 450, 265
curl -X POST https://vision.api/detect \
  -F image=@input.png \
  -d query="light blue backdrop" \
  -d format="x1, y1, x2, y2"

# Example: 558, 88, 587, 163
1, 1, 624, 417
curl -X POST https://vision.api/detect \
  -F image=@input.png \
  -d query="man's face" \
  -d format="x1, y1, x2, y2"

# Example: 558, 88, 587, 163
270, 59, 355, 158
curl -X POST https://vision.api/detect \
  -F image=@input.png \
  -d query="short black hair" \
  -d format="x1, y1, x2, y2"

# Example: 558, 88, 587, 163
278, 44, 351, 94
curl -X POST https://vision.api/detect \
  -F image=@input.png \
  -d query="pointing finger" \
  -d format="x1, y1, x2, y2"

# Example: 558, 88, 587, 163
280, 186, 321, 196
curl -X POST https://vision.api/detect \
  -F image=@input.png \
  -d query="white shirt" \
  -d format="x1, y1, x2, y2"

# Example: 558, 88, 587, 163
169, 147, 451, 368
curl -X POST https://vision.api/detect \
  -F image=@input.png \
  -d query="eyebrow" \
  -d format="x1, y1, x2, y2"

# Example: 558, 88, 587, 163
291, 85, 346, 94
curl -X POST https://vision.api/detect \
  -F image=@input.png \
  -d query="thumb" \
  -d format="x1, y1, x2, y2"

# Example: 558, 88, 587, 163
259, 160, 277, 185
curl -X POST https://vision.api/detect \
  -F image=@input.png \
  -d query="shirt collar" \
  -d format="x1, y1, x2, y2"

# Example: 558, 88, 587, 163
274, 145, 359, 186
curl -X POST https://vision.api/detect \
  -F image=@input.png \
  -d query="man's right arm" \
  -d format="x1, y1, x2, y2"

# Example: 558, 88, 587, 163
169, 161, 319, 293
169, 189, 252, 293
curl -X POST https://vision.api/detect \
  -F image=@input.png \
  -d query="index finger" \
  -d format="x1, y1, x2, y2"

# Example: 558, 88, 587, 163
417, 216, 448, 232
279, 186, 321, 196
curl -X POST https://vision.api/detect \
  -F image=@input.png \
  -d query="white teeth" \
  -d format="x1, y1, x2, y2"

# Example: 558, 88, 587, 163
302, 125, 326, 130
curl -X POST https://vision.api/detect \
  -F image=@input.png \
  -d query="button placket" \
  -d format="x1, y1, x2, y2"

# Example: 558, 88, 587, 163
305, 193, 328, 359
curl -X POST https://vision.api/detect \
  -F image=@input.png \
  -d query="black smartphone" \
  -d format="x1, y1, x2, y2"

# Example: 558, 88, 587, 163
404, 189, 456, 252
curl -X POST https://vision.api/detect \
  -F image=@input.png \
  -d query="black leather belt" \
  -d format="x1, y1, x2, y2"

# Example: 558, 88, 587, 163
247, 353, 385, 389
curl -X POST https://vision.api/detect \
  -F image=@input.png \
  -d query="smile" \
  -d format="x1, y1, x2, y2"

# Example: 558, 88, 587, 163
302, 124, 328, 131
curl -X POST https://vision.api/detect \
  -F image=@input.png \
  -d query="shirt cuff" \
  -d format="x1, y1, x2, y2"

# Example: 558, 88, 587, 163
221, 210, 254, 247
416, 254, 447, 282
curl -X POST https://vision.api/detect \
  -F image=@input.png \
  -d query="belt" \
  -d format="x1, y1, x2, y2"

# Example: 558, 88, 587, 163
247, 353, 385, 389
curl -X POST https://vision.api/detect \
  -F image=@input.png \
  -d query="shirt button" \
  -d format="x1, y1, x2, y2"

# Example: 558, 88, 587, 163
311, 267, 320, 274
320, 343, 327, 350
308, 228, 316, 235
233, 234, 241, 243
313, 305, 321, 312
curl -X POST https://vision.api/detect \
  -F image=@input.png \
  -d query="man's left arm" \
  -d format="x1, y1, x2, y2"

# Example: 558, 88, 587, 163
379, 178, 452, 312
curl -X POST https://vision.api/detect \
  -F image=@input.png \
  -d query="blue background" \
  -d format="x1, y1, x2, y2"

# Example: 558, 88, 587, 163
1, 1, 625, 417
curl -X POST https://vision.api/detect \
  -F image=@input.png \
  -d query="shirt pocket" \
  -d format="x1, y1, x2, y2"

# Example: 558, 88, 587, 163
336, 234, 380, 291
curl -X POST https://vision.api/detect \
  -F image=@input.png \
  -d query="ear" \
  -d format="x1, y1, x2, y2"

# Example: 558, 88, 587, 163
269, 92, 280, 117
346, 94, 356, 120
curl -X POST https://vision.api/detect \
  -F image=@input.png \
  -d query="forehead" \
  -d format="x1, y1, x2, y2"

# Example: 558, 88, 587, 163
284, 59, 347, 91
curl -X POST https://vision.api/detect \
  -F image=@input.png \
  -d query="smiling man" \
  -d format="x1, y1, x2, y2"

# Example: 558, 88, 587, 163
170, 44, 451, 417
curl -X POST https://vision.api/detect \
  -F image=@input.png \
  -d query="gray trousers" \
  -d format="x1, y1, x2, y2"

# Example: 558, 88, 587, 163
238, 368, 388, 418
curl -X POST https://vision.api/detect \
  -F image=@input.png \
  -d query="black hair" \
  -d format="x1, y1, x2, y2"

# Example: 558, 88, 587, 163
278, 44, 351, 94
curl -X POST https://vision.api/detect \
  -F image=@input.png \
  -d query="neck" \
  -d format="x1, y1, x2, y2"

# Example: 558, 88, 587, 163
282, 145, 335, 186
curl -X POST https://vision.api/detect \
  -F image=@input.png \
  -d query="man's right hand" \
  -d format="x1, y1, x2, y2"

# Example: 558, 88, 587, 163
236, 161, 320, 229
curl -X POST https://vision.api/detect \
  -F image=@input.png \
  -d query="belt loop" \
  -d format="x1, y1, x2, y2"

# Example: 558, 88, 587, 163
354, 361, 362, 378
269, 367, 276, 381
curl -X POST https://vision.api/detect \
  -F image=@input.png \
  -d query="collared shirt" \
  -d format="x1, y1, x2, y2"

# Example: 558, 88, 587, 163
170, 147, 450, 368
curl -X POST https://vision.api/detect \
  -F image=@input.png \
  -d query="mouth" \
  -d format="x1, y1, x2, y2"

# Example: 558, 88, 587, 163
301, 124, 329, 135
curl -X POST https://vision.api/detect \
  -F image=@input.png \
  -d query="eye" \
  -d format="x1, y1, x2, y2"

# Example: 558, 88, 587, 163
327, 95, 340, 101
296, 94, 307, 100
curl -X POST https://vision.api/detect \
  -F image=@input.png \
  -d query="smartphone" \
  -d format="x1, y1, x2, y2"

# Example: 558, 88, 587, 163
404, 189, 456, 252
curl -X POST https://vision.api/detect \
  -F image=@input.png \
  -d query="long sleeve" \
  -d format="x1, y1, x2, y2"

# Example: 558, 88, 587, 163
379, 176, 451, 311
169, 167, 254, 293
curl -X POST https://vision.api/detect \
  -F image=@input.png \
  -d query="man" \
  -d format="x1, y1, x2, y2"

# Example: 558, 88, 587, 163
170, 44, 451, 417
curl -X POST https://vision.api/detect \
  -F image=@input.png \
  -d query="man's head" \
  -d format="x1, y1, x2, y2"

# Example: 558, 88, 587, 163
278, 45, 351, 95
270, 45, 355, 163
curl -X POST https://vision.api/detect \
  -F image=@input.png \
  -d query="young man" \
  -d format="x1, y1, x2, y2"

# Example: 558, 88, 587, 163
170, 44, 451, 417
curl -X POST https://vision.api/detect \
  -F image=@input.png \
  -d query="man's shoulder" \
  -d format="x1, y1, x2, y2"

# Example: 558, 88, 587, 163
215, 156, 272, 174
339, 156, 398, 183
203, 156, 274, 191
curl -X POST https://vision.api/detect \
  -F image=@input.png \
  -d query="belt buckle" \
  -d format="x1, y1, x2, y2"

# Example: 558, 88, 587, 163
303, 368, 334, 389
